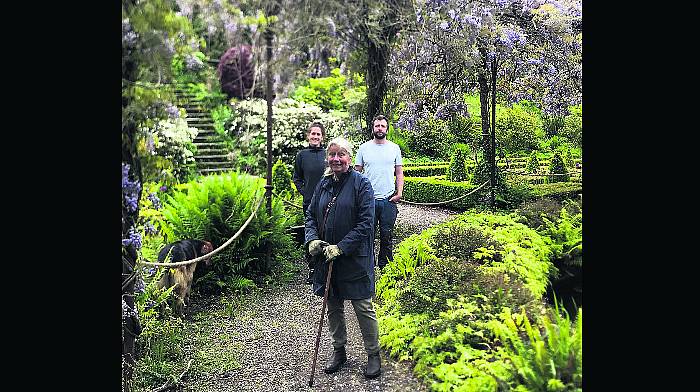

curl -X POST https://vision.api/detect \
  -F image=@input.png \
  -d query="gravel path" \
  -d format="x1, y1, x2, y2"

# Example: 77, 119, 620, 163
180, 202, 459, 391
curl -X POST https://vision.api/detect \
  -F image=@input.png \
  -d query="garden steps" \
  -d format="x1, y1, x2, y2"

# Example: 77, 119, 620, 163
173, 87, 235, 176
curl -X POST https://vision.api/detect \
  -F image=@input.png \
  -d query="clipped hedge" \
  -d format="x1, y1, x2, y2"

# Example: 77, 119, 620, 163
402, 165, 448, 178
402, 177, 486, 209
529, 182, 582, 200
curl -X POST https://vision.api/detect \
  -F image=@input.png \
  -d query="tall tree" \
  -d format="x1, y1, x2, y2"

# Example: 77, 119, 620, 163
304, 0, 415, 138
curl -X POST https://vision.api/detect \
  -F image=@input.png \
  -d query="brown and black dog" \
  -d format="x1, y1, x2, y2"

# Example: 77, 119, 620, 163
157, 239, 214, 316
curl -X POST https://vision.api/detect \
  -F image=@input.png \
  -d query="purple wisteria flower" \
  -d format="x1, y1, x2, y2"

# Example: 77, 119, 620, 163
144, 222, 157, 236
224, 21, 238, 35
147, 192, 162, 210
166, 104, 180, 119
184, 54, 204, 71
134, 275, 145, 294
159, 185, 168, 192
122, 163, 141, 213
122, 227, 142, 250
122, 19, 138, 48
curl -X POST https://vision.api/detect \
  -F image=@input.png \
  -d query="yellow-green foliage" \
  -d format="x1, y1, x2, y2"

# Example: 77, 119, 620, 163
488, 306, 583, 391
375, 210, 570, 391
290, 68, 346, 111
452, 213, 553, 298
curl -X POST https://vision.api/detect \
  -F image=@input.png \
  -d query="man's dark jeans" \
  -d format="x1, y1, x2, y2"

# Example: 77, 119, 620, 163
374, 197, 398, 269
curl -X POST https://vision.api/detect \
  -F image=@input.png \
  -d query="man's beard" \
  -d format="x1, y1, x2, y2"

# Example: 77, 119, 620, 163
373, 131, 386, 139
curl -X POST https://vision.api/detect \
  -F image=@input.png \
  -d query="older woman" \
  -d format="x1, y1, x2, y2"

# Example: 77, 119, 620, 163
304, 137, 380, 379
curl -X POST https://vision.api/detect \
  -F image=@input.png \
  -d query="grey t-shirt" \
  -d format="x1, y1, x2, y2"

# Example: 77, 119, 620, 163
355, 140, 403, 199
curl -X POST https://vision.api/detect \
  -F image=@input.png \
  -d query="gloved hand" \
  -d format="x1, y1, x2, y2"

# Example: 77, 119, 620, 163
323, 244, 343, 261
308, 240, 329, 256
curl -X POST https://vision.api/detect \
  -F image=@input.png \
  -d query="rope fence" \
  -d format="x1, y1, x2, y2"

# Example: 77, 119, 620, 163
136, 194, 265, 268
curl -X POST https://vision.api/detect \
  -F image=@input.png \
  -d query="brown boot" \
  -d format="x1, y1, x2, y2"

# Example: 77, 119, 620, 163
364, 353, 381, 379
324, 347, 347, 374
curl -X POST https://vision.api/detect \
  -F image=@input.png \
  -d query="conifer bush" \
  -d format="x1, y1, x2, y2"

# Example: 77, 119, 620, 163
447, 144, 470, 182
272, 159, 294, 197
547, 151, 569, 183
526, 151, 540, 174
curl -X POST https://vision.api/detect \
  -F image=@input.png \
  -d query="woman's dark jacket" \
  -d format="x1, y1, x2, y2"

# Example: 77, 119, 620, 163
305, 169, 375, 299
292, 145, 326, 212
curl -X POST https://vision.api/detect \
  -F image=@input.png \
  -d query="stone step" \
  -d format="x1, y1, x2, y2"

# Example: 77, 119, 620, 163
189, 119, 213, 124
185, 113, 211, 118
196, 154, 231, 159
194, 136, 223, 142
194, 142, 227, 147
198, 168, 238, 175
196, 151, 228, 157
197, 161, 237, 168
196, 160, 232, 165
196, 162, 235, 169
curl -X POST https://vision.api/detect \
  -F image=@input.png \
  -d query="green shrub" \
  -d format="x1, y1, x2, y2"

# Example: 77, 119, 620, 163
449, 116, 481, 154
529, 182, 582, 200
396, 257, 479, 316
438, 213, 553, 298
495, 103, 545, 154
272, 159, 294, 196
559, 105, 582, 148
430, 224, 503, 264
409, 117, 455, 159
526, 151, 540, 174
140, 117, 199, 182
516, 198, 581, 232
132, 268, 185, 389
291, 68, 346, 111
447, 144, 471, 182
547, 151, 569, 183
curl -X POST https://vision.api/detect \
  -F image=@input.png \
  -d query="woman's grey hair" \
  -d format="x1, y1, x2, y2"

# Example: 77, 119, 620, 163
323, 137, 354, 177
326, 137, 353, 157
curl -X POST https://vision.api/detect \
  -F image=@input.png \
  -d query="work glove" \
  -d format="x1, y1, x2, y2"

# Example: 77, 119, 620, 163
308, 239, 329, 256
323, 244, 343, 261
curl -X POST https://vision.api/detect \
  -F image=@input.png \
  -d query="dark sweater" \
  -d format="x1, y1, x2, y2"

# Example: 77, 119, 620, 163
293, 145, 327, 210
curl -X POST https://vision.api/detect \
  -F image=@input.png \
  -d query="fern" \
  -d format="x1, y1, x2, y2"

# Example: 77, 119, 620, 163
489, 303, 582, 391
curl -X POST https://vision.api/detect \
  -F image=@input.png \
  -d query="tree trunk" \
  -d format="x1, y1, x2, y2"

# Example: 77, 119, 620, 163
365, 37, 389, 139
264, 4, 280, 271
477, 45, 494, 207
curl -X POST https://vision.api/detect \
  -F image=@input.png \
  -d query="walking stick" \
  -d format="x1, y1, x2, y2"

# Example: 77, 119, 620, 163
308, 251, 335, 387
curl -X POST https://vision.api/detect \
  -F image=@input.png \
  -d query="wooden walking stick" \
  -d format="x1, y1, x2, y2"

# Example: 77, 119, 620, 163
308, 251, 335, 387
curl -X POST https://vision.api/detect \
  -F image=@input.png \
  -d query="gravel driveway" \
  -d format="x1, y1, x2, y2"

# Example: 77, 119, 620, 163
180, 202, 459, 391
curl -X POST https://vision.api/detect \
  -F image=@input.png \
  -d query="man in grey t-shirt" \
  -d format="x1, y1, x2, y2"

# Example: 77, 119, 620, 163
354, 114, 404, 270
